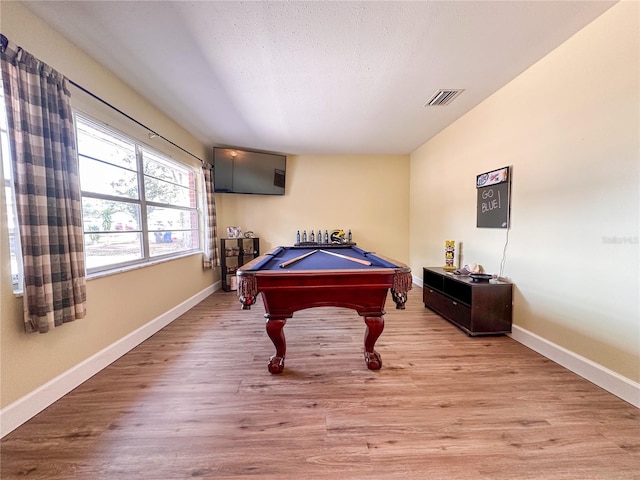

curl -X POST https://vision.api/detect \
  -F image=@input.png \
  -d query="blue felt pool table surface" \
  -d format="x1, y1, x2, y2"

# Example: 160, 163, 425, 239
244, 245, 401, 271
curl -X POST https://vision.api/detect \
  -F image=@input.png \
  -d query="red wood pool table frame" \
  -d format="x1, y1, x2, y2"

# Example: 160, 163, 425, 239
236, 245, 412, 373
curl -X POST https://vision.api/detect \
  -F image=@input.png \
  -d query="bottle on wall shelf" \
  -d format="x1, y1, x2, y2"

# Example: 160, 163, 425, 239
324, 230, 329, 244
303, 230, 307, 242
296, 230, 301, 244
348, 229, 352, 242
317, 230, 322, 243
310, 230, 315, 242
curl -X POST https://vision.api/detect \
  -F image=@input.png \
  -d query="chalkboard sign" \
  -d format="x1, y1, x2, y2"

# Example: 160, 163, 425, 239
476, 166, 510, 228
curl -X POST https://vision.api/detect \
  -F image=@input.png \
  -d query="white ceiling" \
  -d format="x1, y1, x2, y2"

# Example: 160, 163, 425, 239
23, 0, 616, 155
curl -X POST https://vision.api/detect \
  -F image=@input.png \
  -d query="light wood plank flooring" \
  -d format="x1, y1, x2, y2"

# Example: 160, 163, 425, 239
1, 287, 639, 479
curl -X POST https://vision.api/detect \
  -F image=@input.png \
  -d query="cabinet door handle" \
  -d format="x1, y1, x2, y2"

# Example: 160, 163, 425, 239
452, 301, 458, 306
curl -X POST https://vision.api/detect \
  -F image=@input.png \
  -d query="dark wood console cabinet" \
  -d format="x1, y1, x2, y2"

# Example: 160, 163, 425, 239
423, 267, 512, 336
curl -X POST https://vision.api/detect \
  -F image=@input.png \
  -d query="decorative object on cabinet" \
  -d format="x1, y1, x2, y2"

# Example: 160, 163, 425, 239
220, 237, 259, 291
444, 240, 456, 271
423, 267, 512, 336
226, 226, 242, 238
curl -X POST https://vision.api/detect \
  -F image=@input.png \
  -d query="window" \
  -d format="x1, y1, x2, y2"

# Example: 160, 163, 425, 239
0, 84, 23, 292
75, 114, 200, 273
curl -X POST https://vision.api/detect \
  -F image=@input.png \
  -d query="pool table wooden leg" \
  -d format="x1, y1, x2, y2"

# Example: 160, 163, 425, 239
265, 315, 287, 374
363, 315, 384, 370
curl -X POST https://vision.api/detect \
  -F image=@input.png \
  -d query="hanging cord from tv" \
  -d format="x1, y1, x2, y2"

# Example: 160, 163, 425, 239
69, 80, 204, 165
498, 226, 510, 280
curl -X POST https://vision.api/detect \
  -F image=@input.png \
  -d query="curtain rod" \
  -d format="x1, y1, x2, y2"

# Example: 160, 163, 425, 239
69, 79, 205, 165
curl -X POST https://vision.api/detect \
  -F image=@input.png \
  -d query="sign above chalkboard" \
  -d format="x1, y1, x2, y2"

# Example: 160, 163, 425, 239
476, 166, 511, 228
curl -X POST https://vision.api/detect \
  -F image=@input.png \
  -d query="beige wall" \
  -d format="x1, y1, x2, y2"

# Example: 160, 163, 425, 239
0, 2, 215, 408
2, 0, 637, 416
410, 1, 639, 382
0, 3, 411, 410
216, 154, 410, 262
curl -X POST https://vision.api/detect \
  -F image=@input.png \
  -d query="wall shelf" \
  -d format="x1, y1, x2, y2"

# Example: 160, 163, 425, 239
220, 238, 260, 292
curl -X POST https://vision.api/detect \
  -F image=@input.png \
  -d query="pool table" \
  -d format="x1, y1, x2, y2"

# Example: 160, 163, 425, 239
236, 245, 412, 373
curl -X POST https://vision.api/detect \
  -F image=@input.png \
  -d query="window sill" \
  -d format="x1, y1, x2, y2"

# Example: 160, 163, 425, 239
10, 252, 202, 297
87, 250, 202, 281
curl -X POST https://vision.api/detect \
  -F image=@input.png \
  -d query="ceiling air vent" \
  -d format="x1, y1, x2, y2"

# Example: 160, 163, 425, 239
424, 89, 464, 107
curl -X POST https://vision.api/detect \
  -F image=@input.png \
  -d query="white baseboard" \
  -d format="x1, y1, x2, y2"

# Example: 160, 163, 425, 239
3, 280, 636, 439
509, 325, 639, 408
0, 283, 219, 438
414, 275, 638, 408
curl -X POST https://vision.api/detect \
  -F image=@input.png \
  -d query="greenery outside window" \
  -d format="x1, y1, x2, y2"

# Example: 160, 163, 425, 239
76, 113, 200, 274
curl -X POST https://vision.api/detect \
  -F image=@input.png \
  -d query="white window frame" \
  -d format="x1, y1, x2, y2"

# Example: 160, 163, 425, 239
0, 85, 24, 293
75, 112, 202, 276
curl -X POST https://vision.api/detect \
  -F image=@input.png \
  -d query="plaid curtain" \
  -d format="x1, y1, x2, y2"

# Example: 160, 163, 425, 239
202, 164, 220, 269
1, 35, 86, 333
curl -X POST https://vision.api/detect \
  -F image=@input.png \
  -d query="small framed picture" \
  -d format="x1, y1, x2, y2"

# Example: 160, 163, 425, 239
227, 226, 242, 238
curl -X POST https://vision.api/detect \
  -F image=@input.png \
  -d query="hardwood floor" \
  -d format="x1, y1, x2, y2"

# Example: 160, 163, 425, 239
1, 287, 639, 479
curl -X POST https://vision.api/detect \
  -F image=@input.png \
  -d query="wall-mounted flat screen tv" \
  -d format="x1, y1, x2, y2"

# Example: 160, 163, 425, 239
213, 147, 286, 195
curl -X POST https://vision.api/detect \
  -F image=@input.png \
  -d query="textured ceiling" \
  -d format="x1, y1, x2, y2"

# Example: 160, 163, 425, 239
23, 0, 616, 155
